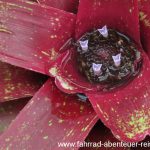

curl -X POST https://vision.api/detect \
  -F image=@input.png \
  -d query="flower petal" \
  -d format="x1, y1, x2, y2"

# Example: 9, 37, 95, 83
0, 98, 29, 135
0, 61, 46, 102
0, 79, 98, 149
139, 0, 150, 56
38, 0, 79, 13
86, 53, 150, 142
0, 0, 76, 74
76, 0, 140, 43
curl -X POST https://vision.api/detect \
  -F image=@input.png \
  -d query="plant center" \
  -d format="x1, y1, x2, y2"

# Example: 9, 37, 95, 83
76, 26, 143, 90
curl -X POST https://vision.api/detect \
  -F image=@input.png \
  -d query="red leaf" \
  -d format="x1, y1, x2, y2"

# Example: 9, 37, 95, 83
75, 0, 140, 44
0, 61, 46, 102
81, 121, 150, 150
38, 0, 79, 13
0, 98, 29, 135
139, 0, 150, 57
86, 53, 150, 142
0, 0, 76, 74
0, 79, 98, 150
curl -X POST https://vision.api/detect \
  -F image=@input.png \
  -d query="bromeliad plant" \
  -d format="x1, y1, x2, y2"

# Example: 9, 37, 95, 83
0, 0, 150, 149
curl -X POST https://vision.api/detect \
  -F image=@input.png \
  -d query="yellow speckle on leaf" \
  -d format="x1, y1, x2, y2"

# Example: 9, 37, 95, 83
48, 120, 53, 126
41, 51, 50, 57
66, 129, 74, 137
80, 105, 84, 112
50, 35, 57, 39
58, 119, 64, 123
49, 67, 58, 76
117, 109, 150, 139
139, 11, 150, 27
55, 18, 59, 21
50, 48, 58, 61
57, 76, 74, 90
96, 104, 103, 114
41, 48, 58, 61
63, 101, 66, 106
129, 8, 132, 13
6, 2, 33, 11
43, 136, 48, 140
0, 28, 12, 34
81, 127, 88, 132
25, 1, 34, 5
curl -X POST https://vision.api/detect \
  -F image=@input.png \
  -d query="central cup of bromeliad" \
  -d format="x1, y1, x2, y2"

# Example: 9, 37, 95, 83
76, 26, 143, 90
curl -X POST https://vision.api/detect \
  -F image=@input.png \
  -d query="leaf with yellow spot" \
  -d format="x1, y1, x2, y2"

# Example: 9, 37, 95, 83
139, 0, 150, 57
0, 61, 46, 102
0, 79, 98, 150
0, 0, 75, 74
0, 98, 29, 135
38, 0, 79, 13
